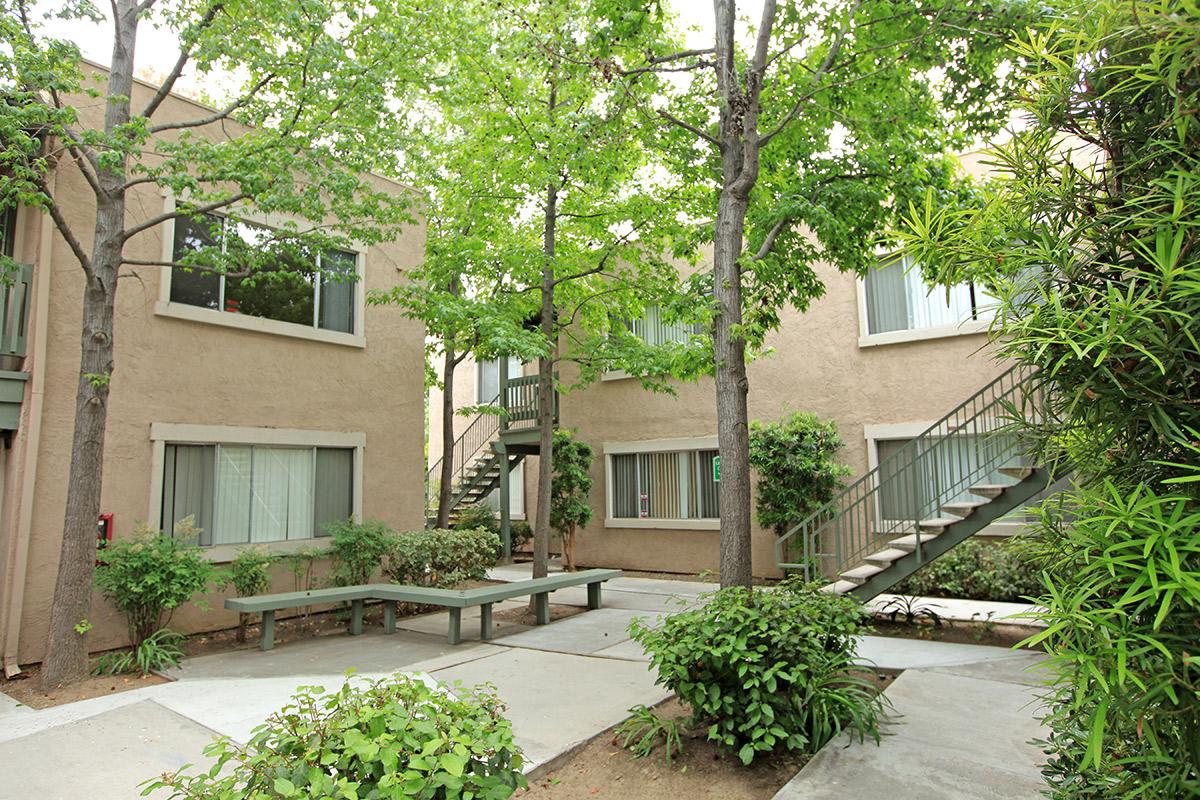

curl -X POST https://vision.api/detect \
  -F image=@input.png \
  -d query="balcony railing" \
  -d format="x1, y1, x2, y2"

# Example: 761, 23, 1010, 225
0, 263, 33, 360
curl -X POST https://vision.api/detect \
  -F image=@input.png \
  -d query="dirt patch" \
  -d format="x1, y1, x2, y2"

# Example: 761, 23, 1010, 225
870, 618, 1042, 649
519, 672, 897, 800
1, 665, 167, 710
493, 603, 587, 626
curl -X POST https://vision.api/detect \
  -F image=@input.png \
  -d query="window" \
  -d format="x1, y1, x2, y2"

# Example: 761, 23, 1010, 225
0, 206, 15, 258
170, 215, 357, 334
484, 461, 525, 517
875, 434, 1016, 523
627, 305, 698, 346
610, 449, 719, 520
477, 356, 522, 404
161, 443, 354, 546
863, 254, 996, 337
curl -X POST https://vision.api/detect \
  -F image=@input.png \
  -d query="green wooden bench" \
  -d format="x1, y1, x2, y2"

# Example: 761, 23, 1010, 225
225, 568, 623, 651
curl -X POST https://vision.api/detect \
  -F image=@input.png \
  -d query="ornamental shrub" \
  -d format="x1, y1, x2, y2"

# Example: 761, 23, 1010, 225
231, 546, 276, 643
550, 429, 593, 570
144, 674, 526, 799
324, 519, 391, 586
748, 412, 852, 535
385, 528, 501, 588
453, 503, 500, 536
630, 579, 886, 764
93, 518, 221, 649
892, 539, 1041, 602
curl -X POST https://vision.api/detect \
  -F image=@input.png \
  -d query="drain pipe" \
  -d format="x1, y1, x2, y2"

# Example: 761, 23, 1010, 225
1, 181, 54, 677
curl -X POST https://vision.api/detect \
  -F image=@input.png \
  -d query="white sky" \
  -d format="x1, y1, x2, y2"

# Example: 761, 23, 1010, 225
42, 1, 766, 96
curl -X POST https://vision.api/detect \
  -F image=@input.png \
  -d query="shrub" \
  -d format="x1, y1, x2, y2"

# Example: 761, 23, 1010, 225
630, 579, 886, 764
892, 539, 1041, 602
386, 528, 501, 588
93, 519, 221, 648
453, 503, 500, 536
510, 520, 533, 549
748, 412, 852, 535
92, 629, 185, 676
231, 546, 276, 643
324, 519, 392, 586
550, 429, 593, 570
145, 674, 526, 799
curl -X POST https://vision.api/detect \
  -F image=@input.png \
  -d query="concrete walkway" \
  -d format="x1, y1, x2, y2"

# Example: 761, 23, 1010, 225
0, 569, 1049, 800
774, 645, 1050, 800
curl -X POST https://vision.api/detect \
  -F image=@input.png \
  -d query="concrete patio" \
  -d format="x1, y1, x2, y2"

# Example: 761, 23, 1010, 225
0, 570, 1050, 800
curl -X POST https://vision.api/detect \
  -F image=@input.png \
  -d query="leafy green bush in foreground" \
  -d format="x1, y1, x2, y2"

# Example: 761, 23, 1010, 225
145, 674, 526, 799
630, 580, 886, 765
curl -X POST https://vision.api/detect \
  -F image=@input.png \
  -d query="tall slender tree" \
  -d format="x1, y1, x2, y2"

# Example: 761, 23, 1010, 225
1, 0, 428, 686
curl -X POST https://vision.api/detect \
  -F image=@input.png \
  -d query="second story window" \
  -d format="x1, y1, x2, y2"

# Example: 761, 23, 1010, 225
0, 206, 15, 259
170, 215, 357, 334
477, 356, 522, 404
627, 305, 699, 346
863, 254, 995, 336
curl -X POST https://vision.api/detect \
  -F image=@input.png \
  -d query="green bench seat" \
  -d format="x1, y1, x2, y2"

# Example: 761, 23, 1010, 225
225, 568, 623, 651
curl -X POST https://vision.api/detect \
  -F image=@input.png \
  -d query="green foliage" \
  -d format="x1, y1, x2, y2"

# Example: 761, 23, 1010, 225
453, 504, 500, 537
92, 629, 185, 676
325, 519, 393, 587
892, 539, 1041, 602
282, 547, 324, 594
748, 412, 851, 535
510, 520, 533, 549
614, 705, 684, 766
230, 546, 275, 598
143, 674, 526, 799
385, 528, 501, 589
549, 429, 594, 538
900, 2, 1200, 795
629, 580, 886, 764
93, 520, 221, 648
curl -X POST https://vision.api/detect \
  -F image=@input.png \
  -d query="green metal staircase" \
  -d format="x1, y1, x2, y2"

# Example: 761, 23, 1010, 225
776, 364, 1060, 600
426, 373, 557, 526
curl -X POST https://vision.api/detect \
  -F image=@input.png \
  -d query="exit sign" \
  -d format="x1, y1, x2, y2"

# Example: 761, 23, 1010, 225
713, 455, 720, 483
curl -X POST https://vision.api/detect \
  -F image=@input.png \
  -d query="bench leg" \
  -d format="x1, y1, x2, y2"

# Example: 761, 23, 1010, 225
260, 610, 276, 652
447, 608, 462, 645
350, 599, 364, 636
383, 600, 396, 634
534, 593, 550, 626
480, 603, 493, 641
587, 582, 602, 610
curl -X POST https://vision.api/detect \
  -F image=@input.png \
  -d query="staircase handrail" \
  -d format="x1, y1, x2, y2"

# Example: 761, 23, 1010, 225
426, 392, 502, 514
775, 363, 1044, 579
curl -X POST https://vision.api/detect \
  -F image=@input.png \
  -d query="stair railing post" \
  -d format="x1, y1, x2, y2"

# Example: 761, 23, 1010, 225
499, 357, 510, 434
911, 452, 923, 563
497, 441, 512, 559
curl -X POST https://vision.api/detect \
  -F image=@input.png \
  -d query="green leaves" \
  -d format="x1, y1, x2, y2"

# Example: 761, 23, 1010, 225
748, 412, 852, 536
629, 580, 887, 764
549, 429, 594, 538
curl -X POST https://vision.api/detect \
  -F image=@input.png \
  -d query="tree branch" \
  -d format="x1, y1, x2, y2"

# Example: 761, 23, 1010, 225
658, 109, 720, 147
751, 216, 792, 261
121, 192, 245, 242
141, 1, 224, 119
34, 179, 92, 274
148, 73, 274, 133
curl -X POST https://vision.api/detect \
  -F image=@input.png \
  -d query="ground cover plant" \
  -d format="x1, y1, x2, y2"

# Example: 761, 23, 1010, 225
892, 539, 1041, 602
629, 579, 886, 765
902, 1, 1200, 794
145, 674, 526, 799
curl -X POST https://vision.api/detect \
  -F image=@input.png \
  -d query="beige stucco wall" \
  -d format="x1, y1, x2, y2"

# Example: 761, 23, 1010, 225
3, 72, 426, 665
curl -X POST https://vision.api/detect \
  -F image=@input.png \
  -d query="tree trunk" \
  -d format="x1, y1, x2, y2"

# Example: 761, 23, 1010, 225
40, 2, 137, 688
435, 340, 458, 529
532, 180, 558, 581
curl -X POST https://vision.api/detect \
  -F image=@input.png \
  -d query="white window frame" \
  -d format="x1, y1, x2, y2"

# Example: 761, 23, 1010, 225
476, 356, 522, 404
603, 436, 720, 530
154, 191, 368, 348
148, 422, 366, 561
855, 260, 993, 348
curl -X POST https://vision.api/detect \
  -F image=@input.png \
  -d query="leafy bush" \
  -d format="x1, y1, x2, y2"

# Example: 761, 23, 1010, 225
93, 519, 221, 648
324, 519, 392, 586
630, 580, 886, 764
386, 528, 501, 588
510, 520, 533, 549
145, 674, 526, 799
231, 546, 276, 642
892, 539, 1041, 602
748, 412, 852, 535
453, 504, 500, 536
550, 429, 593, 570
92, 629, 185, 676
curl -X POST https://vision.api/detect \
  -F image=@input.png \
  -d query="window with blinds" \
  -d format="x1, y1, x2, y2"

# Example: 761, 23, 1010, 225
864, 254, 996, 335
875, 434, 1018, 523
610, 449, 719, 520
627, 305, 700, 346
477, 356, 522, 404
161, 443, 353, 545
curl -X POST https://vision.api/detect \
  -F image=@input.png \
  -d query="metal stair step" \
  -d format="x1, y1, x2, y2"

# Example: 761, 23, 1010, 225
941, 500, 990, 518
840, 564, 885, 585
919, 517, 961, 531
891, 532, 942, 552
820, 580, 857, 595
999, 464, 1034, 479
865, 547, 910, 567
968, 483, 1009, 499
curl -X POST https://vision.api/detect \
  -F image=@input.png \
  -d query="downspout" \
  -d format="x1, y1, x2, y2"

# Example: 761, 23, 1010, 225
1, 179, 55, 677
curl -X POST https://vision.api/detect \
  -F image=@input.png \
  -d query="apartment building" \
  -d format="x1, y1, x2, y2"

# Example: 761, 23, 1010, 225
0, 69, 427, 672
